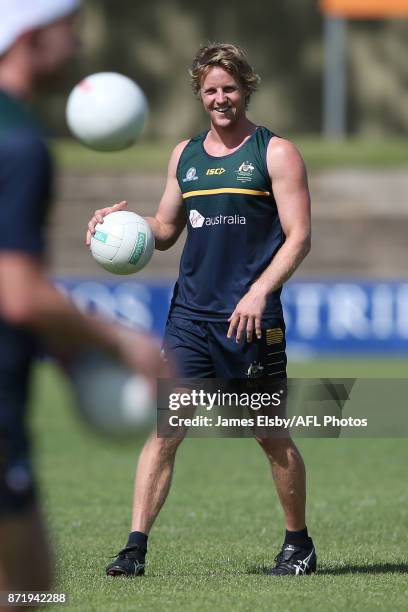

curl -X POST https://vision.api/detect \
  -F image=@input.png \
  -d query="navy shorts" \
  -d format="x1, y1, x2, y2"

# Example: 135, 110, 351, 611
163, 316, 287, 379
0, 364, 37, 517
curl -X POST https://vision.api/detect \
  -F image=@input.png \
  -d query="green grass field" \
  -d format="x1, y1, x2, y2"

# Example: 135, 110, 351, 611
31, 359, 408, 611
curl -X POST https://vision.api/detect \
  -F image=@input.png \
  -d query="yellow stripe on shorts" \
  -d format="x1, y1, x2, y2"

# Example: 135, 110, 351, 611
265, 328, 284, 345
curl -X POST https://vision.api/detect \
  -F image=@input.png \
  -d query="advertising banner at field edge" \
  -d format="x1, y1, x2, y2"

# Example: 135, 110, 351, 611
55, 278, 408, 356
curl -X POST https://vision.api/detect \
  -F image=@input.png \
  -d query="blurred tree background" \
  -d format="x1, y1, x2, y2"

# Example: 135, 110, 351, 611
36, 0, 408, 139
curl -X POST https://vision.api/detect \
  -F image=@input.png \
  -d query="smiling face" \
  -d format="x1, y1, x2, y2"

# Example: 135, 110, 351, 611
200, 66, 247, 129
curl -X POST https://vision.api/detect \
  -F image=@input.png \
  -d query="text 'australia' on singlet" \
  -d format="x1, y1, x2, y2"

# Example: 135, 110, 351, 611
170, 126, 284, 322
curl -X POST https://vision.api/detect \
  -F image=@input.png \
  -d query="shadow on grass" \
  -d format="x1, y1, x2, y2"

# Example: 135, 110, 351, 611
107, 563, 408, 579
248, 563, 408, 576
318, 563, 408, 576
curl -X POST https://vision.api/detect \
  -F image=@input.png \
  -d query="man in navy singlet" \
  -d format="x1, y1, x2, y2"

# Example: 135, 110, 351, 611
88, 43, 315, 577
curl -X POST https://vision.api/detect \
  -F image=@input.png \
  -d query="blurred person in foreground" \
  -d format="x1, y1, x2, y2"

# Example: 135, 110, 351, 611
87, 43, 314, 577
0, 0, 167, 596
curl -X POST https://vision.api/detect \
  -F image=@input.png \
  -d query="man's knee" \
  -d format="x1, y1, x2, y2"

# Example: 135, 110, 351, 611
149, 433, 184, 459
254, 434, 299, 458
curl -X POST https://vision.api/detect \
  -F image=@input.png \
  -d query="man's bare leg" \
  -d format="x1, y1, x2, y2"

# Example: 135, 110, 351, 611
131, 433, 184, 533
106, 432, 184, 576
0, 506, 53, 595
255, 436, 316, 575
256, 436, 306, 530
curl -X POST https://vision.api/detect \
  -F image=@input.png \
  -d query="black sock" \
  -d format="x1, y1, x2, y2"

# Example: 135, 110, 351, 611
284, 527, 313, 548
127, 531, 148, 553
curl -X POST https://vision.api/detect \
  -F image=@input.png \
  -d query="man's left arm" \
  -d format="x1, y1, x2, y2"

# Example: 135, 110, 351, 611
227, 138, 311, 343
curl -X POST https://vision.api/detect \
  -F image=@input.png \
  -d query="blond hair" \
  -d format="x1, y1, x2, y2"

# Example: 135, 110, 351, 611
190, 43, 260, 106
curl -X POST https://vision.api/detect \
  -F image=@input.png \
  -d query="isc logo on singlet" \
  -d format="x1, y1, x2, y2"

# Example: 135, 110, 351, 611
206, 168, 226, 175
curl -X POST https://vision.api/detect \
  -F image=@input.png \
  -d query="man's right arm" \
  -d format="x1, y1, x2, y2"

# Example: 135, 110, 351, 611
0, 131, 168, 382
85, 140, 189, 251
145, 140, 188, 250
0, 252, 168, 382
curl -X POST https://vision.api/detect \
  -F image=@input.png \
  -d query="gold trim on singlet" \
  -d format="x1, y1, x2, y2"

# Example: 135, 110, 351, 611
182, 187, 271, 199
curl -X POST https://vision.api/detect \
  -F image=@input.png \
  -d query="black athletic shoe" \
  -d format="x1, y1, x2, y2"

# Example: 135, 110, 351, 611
266, 543, 317, 576
106, 545, 146, 577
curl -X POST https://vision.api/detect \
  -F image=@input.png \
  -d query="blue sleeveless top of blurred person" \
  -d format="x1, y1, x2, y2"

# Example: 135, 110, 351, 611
0, 89, 52, 378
